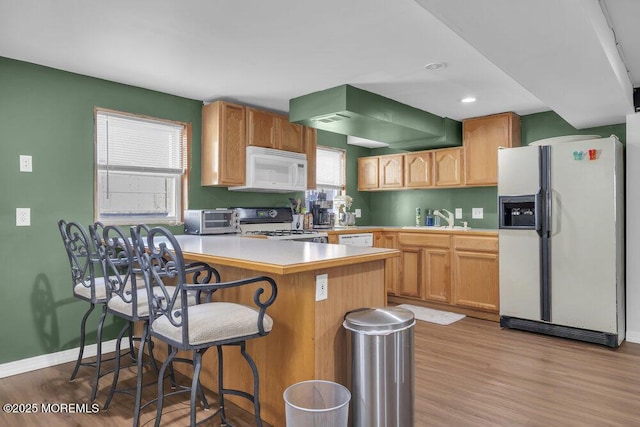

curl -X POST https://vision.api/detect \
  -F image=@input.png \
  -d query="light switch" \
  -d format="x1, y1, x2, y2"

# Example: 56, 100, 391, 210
455, 208, 462, 219
472, 208, 483, 219
355, 209, 362, 218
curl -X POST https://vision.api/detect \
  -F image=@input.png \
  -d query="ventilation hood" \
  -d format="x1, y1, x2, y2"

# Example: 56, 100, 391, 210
289, 84, 461, 150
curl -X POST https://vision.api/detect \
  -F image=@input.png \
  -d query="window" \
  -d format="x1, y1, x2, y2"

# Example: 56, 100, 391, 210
94, 108, 189, 225
306, 146, 345, 203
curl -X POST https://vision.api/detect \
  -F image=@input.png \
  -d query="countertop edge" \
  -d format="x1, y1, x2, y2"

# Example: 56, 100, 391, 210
323, 226, 497, 236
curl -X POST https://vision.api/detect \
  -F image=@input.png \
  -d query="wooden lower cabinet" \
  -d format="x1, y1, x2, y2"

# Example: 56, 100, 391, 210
398, 233, 450, 301
399, 246, 423, 298
389, 231, 499, 320
424, 247, 451, 303
374, 232, 399, 295
452, 235, 499, 312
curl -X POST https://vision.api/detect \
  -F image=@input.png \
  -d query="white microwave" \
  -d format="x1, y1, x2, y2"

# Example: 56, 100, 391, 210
229, 146, 307, 193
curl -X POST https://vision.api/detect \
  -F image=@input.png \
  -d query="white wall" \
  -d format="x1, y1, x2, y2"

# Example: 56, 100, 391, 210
626, 113, 640, 343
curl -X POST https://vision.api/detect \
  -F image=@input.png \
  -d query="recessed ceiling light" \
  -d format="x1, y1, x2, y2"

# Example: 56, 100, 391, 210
460, 97, 477, 103
424, 62, 446, 71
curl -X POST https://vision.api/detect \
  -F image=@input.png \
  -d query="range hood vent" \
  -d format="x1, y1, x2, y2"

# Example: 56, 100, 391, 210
289, 84, 461, 150
313, 113, 352, 123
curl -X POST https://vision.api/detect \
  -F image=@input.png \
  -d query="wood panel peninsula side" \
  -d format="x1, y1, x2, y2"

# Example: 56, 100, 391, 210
161, 235, 399, 425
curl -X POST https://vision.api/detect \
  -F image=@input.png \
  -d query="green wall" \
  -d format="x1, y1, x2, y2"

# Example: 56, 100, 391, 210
0, 57, 296, 364
364, 111, 626, 228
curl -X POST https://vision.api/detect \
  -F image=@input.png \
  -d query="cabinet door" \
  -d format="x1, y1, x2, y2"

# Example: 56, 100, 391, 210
424, 247, 450, 303
247, 108, 277, 148
375, 232, 399, 296
452, 236, 499, 312
434, 147, 463, 187
277, 116, 304, 153
399, 246, 423, 299
201, 101, 246, 186
379, 154, 404, 189
358, 157, 379, 190
405, 152, 433, 188
304, 127, 317, 190
463, 112, 520, 186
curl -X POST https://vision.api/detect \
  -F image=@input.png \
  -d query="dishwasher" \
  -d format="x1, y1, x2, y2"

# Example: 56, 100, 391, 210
338, 233, 373, 247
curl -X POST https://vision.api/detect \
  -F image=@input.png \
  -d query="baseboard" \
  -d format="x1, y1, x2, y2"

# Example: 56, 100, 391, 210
625, 330, 640, 344
0, 339, 117, 379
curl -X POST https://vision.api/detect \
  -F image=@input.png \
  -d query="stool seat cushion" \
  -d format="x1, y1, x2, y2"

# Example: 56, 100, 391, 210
74, 277, 107, 302
108, 286, 197, 318
152, 302, 273, 346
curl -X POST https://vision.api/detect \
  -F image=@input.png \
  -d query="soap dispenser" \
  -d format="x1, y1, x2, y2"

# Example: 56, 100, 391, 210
425, 209, 434, 226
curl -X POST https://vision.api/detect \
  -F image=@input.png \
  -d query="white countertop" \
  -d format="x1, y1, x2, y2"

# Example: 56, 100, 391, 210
173, 234, 398, 275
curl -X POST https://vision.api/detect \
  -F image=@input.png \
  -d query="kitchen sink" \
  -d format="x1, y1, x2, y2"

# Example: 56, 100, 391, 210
401, 225, 471, 230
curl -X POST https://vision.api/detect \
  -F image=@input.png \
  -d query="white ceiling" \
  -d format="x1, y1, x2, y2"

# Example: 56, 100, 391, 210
0, 0, 637, 130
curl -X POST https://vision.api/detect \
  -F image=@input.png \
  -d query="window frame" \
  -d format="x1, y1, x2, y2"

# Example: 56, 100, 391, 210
93, 107, 191, 226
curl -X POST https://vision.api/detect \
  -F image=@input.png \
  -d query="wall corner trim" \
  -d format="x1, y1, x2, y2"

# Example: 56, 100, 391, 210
625, 330, 640, 344
0, 340, 117, 379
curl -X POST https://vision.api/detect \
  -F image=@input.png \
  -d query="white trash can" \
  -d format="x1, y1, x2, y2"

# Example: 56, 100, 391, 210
344, 307, 415, 427
283, 380, 351, 426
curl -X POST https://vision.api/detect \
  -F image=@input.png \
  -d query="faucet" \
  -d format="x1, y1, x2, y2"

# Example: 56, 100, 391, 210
434, 209, 455, 228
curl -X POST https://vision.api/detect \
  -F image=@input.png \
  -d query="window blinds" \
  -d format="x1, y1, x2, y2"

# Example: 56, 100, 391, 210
96, 111, 185, 173
316, 147, 345, 188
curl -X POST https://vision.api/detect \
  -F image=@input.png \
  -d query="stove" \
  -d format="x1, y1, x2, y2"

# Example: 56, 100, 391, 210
236, 208, 328, 243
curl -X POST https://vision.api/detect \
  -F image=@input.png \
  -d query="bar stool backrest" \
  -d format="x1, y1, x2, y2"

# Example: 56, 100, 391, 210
58, 219, 102, 303
93, 224, 144, 320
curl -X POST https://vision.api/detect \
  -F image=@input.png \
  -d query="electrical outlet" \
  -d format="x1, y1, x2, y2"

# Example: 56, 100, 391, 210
16, 208, 30, 226
355, 209, 362, 218
455, 208, 462, 219
19, 155, 32, 172
315, 274, 328, 301
472, 208, 483, 219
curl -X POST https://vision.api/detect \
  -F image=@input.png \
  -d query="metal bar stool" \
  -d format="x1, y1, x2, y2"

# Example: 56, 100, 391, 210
133, 226, 277, 427
57, 219, 110, 401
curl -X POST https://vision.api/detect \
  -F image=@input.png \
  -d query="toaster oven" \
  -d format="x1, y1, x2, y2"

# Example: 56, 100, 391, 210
184, 209, 240, 235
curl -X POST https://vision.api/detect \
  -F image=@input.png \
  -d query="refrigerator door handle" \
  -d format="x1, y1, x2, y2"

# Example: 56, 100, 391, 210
539, 145, 552, 322
550, 190, 560, 236
535, 189, 543, 236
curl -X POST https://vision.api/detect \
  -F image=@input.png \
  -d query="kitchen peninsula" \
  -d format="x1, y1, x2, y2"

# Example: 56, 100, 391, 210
168, 235, 399, 425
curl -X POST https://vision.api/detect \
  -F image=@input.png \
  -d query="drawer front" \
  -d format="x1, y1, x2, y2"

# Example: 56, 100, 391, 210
398, 233, 450, 248
453, 236, 498, 252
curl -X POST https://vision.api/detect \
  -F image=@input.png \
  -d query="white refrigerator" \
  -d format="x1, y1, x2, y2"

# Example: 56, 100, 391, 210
498, 136, 625, 347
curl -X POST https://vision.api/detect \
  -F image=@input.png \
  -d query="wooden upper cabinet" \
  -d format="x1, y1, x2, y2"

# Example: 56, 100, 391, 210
379, 154, 404, 189
246, 107, 277, 149
405, 151, 433, 188
277, 116, 304, 153
304, 127, 317, 190
247, 107, 304, 153
463, 111, 521, 186
358, 157, 379, 190
434, 147, 464, 187
201, 101, 246, 186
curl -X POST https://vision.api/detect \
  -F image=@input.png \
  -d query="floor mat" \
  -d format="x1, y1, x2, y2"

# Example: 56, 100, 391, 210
396, 304, 466, 325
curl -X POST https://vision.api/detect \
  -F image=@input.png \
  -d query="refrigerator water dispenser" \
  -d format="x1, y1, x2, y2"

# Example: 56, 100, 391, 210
499, 195, 538, 229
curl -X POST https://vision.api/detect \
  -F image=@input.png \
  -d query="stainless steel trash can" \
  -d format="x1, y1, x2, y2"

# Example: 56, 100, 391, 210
343, 307, 415, 427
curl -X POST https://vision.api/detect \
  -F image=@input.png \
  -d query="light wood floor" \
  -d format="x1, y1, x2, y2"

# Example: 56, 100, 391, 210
2, 317, 640, 426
